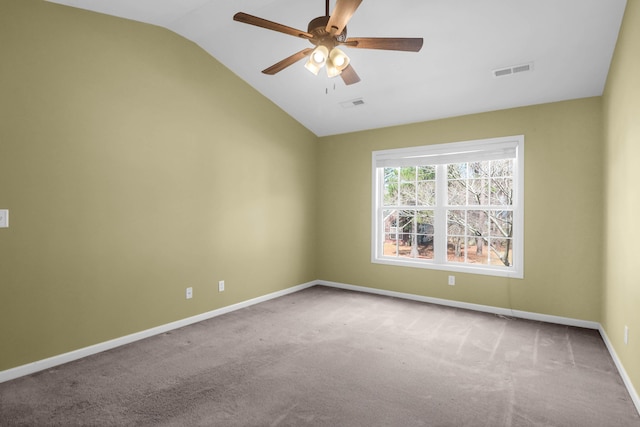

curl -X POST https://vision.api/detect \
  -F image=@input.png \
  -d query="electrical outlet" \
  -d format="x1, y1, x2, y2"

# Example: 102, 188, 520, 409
218, 280, 225, 292
0, 210, 8, 228
448, 275, 455, 286
624, 325, 629, 345
186, 287, 193, 299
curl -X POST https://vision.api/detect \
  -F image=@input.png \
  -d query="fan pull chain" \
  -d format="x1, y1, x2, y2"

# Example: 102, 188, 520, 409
325, 83, 337, 95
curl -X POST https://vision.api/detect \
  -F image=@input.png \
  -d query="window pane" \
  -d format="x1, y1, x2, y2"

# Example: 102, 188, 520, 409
383, 233, 399, 256
400, 166, 416, 182
416, 181, 436, 206
383, 168, 398, 206
468, 179, 489, 205
390, 235, 421, 258
416, 211, 434, 234
397, 233, 413, 256
490, 177, 513, 206
489, 238, 512, 266
399, 183, 416, 205
398, 210, 414, 234
447, 210, 465, 236
489, 210, 513, 237
491, 159, 513, 177
383, 209, 400, 257
468, 162, 490, 179
383, 209, 398, 233
447, 236, 466, 263
467, 210, 489, 237
447, 210, 491, 266
417, 165, 436, 180
416, 211, 434, 260
448, 180, 466, 205
468, 238, 490, 265
448, 163, 466, 179
383, 210, 434, 260
383, 191, 397, 206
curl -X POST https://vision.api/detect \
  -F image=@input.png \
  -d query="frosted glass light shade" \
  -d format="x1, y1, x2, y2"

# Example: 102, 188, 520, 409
326, 58, 341, 78
304, 45, 329, 75
329, 47, 350, 71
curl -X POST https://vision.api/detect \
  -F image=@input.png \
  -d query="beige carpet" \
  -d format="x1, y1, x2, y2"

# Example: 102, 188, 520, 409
1, 285, 638, 426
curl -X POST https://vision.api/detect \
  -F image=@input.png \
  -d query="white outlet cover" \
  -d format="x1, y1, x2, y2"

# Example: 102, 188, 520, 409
186, 287, 193, 299
0, 210, 8, 228
624, 325, 629, 344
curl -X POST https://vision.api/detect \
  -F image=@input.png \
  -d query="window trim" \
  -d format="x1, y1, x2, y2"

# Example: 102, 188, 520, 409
371, 135, 524, 279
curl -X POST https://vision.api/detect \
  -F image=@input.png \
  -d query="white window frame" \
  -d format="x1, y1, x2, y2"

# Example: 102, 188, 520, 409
371, 135, 524, 278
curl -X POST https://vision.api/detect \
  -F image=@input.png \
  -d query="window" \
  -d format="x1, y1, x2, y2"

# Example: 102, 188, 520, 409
372, 136, 524, 278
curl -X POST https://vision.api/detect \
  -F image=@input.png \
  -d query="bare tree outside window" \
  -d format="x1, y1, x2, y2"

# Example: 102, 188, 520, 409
382, 166, 435, 260
446, 160, 513, 266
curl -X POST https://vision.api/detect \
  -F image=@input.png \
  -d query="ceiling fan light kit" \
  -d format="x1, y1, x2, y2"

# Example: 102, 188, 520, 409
306, 46, 349, 78
305, 45, 329, 75
233, 0, 423, 85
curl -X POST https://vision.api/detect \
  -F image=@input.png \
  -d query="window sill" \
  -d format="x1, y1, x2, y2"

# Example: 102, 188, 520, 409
372, 257, 523, 279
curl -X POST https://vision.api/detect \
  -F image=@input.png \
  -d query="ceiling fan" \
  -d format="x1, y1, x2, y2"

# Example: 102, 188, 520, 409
233, 0, 423, 85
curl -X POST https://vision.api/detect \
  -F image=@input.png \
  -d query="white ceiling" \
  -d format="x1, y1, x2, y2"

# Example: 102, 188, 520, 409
48, 0, 627, 137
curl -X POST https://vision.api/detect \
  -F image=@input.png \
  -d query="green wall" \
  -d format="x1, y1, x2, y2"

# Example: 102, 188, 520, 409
603, 0, 640, 403
0, 0, 318, 370
317, 98, 604, 321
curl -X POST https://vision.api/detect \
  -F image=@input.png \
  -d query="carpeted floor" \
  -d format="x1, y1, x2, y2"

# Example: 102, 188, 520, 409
1, 285, 639, 426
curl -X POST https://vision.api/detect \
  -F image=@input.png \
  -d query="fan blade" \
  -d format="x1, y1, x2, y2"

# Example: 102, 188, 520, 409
340, 64, 361, 85
342, 37, 423, 52
326, 0, 362, 35
262, 48, 314, 75
234, 12, 313, 40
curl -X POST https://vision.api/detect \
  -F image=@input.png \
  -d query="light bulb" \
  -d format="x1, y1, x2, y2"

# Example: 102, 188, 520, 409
312, 51, 325, 64
311, 46, 328, 66
328, 47, 350, 72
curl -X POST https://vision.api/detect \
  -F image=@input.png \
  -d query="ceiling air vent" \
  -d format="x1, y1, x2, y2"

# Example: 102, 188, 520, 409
340, 98, 365, 109
493, 62, 533, 78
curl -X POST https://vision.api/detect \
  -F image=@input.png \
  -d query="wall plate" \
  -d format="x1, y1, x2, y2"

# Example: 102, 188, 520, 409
0, 210, 8, 228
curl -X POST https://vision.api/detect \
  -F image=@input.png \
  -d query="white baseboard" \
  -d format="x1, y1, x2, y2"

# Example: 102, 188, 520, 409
317, 280, 600, 329
598, 324, 640, 414
0, 281, 317, 384
317, 279, 638, 415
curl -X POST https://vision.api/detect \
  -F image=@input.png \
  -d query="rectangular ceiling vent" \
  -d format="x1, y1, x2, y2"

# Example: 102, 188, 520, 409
340, 98, 365, 109
493, 62, 534, 78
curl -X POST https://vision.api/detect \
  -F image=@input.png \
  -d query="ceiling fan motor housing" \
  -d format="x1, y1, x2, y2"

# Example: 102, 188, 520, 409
308, 16, 348, 45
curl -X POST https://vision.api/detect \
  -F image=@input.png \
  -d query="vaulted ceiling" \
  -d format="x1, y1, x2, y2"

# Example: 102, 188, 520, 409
48, 0, 627, 136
